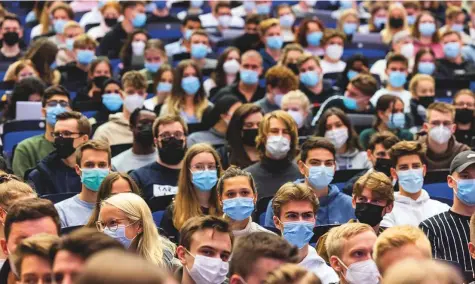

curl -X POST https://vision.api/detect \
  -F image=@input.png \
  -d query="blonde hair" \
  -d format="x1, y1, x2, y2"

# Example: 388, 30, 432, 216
281, 90, 311, 113
373, 225, 432, 273
73, 34, 98, 50
0, 175, 36, 209
63, 20, 83, 34
337, 8, 359, 32
259, 18, 280, 36
13, 233, 59, 276
381, 3, 408, 44
426, 102, 456, 121
101, 193, 176, 267
172, 143, 223, 230
5, 59, 39, 82
264, 264, 321, 284
272, 182, 319, 219
409, 74, 434, 98
353, 171, 394, 203
382, 259, 463, 284
325, 223, 374, 259
278, 43, 304, 66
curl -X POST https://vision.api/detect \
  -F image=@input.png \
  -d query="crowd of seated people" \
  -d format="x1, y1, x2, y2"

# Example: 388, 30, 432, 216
0, 0, 475, 283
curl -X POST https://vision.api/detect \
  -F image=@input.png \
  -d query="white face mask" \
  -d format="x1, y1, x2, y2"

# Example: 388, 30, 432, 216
400, 43, 415, 59
287, 110, 305, 128
124, 94, 145, 112
185, 253, 229, 284
131, 41, 146, 56
325, 127, 349, 149
338, 258, 380, 284
429, 125, 452, 144
223, 59, 240, 75
326, 44, 344, 60
266, 135, 291, 160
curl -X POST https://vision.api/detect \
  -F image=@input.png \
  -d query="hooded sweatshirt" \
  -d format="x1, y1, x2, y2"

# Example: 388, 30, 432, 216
299, 245, 339, 284
381, 189, 450, 227
419, 135, 470, 171
336, 149, 371, 170
93, 112, 133, 146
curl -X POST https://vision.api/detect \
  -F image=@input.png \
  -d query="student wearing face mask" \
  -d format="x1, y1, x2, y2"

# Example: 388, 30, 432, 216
99, 1, 147, 59
98, 192, 176, 268
411, 48, 437, 77
139, 39, 167, 91
281, 90, 313, 136
336, 54, 370, 92
111, 108, 157, 173
55, 140, 110, 228
94, 71, 148, 146
435, 30, 475, 78
265, 137, 355, 229
188, 96, 242, 148
272, 183, 339, 284
296, 18, 326, 57
160, 144, 223, 243
87, 1, 121, 41
188, 30, 217, 71
91, 79, 124, 129
45, 3, 75, 48
217, 167, 274, 237
0, 15, 24, 62
259, 18, 284, 74
27, 111, 90, 196
145, 64, 174, 113
381, 3, 409, 44
360, 95, 413, 149
326, 223, 380, 284
359, 4, 387, 34
55, 21, 85, 67
420, 102, 470, 171
317, 108, 370, 170
255, 65, 299, 114
130, 115, 187, 200
440, 6, 471, 45
205, 47, 241, 98
337, 9, 359, 42
244, 111, 302, 198
320, 29, 347, 74
453, 90, 475, 147
73, 58, 112, 108
276, 4, 296, 43
119, 30, 150, 76
175, 216, 232, 284
412, 12, 443, 58
381, 141, 450, 227
165, 15, 202, 57
420, 150, 475, 276
408, 74, 435, 127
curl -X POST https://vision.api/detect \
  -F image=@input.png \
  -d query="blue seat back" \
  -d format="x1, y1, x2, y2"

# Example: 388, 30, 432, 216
152, 211, 165, 227
256, 196, 273, 226
148, 23, 182, 41
425, 182, 452, 200
2, 120, 46, 158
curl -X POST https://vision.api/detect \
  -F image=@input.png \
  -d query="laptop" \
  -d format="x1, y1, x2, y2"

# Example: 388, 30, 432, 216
16, 101, 43, 121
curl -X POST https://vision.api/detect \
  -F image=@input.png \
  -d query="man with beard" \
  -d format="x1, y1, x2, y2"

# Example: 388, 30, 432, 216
130, 115, 188, 200
112, 108, 157, 173
0, 15, 23, 62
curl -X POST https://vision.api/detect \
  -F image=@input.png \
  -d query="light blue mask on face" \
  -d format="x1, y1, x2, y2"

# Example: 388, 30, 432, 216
419, 22, 436, 36
406, 15, 416, 25
256, 3, 271, 15
397, 168, 424, 194
102, 93, 123, 111
373, 17, 386, 30
282, 221, 314, 249
191, 43, 208, 59
343, 23, 358, 35
240, 69, 259, 85
339, 0, 353, 9
300, 71, 319, 87
184, 29, 193, 41
181, 76, 200, 95
417, 62, 435, 75
66, 38, 74, 51
132, 13, 147, 28
54, 19, 67, 34
81, 168, 109, 191
443, 42, 460, 59
388, 71, 407, 88
343, 96, 358, 110
267, 36, 284, 50
347, 70, 359, 80
157, 82, 172, 93
77, 50, 95, 65
451, 24, 464, 32
306, 31, 323, 46
46, 105, 67, 126
307, 165, 335, 189
455, 178, 475, 205
144, 62, 161, 73
103, 224, 136, 248
192, 170, 218, 191
387, 112, 406, 129
223, 197, 254, 221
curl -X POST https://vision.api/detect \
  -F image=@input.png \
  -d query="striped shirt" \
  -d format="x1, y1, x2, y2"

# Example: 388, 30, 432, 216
419, 210, 473, 274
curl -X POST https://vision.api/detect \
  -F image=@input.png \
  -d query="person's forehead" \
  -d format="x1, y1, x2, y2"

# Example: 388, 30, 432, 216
269, 117, 287, 129
190, 229, 232, 252
158, 121, 184, 133
397, 154, 422, 165
54, 250, 85, 271
343, 230, 377, 254
99, 204, 125, 221
190, 152, 215, 165
455, 94, 475, 103
428, 109, 452, 121
137, 111, 157, 121
81, 149, 109, 162
223, 176, 252, 191
282, 100, 302, 109
373, 143, 388, 153
306, 148, 334, 160
9, 217, 58, 239
3, 19, 20, 28
280, 200, 314, 215
191, 34, 208, 42
54, 119, 79, 132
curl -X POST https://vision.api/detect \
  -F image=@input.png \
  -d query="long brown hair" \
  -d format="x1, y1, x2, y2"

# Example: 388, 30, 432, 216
172, 143, 223, 230
211, 47, 240, 89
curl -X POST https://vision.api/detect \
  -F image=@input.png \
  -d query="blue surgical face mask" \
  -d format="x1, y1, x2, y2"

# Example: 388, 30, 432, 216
406, 15, 416, 26
417, 62, 435, 75
444, 42, 461, 59
387, 112, 405, 129
339, 0, 353, 9
191, 43, 208, 59
240, 69, 259, 85
343, 96, 358, 110
455, 178, 475, 205
77, 50, 95, 65
388, 71, 407, 88
132, 12, 147, 28
300, 70, 319, 87
397, 168, 424, 194
256, 3, 271, 15
46, 105, 67, 126
66, 38, 74, 51
266, 36, 283, 50
103, 224, 136, 248
451, 24, 464, 32
343, 23, 358, 35
144, 62, 161, 73
280, 14, 295, 28
306, 31, 323, 46
192, 170, 218, 191
347, 70, 359, 81
102, 93, 123, 111
181, 76, 200, 95
53, 19, 67, 34
184, 29, 193, 41
373, 17, 386, 30
307, 165, 335, 189
223, 197, 255, 221
190, 0, 204, 8
157, 82, 172, 93
81, 168, 109, 191
419, 22, 436, 37
281, 220, 314, 249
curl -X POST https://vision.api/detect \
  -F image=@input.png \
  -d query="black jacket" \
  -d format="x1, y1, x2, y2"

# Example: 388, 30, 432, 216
98, 23, 128, 59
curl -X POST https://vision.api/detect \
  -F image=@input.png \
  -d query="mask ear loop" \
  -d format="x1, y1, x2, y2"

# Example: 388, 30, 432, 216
335, 256, 350, 282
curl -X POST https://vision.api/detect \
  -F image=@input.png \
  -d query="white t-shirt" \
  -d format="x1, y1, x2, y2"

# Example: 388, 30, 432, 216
320, 59, 346, 74
371, 88, 412, 113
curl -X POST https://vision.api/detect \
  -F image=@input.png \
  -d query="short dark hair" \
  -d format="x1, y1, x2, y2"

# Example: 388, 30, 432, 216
350, 73, 378, 97
49, 228, 124, 263
42, 85, 70, 107
214, 2, 230, 14
367, 131, 401, 152
129, 108, 157, 128
230, 232, 299, 279
183, 14, 201, 26
300, 136, 336, 163
5, 198, 60, 241
179, 216, 233, 250
216, 167, 257, 197
386, 53, 409, 69
389, 141, 427, 167
152, 115, 188, 138
0, 14, 21, 29
56, 111, 91, 137
120, 1, 145, 12
245, 14, 261, 26
76, 140, 111, 166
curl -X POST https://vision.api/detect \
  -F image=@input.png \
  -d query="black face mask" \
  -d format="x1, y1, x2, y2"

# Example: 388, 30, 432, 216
93, 76, 109, 89
3, 31, 19, 46
104, 18, 118, 28
242, 129, 258, 146
374, 158, 393, 178
355, 202, 385, 227
54, 137, 76, 159
418, 96, 434, 109
159, 137, 186, 165
135, 123, 154, 146
455, 108, 474, 124
286, 63, 299, 75
389, 17, 404, 29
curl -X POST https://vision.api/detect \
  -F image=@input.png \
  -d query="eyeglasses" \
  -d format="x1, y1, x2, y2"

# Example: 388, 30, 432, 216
190, 164, 217, 172
46, 100, 69, 108
51, 131, 83, 139
455, 102, 475, 108
96, 219, 137, 232
158, 131, 184, 140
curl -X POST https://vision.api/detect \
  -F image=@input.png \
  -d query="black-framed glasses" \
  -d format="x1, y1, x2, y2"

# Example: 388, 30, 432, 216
51, 131, 83, 139
46, 100, 69, 108
158, 131, 184, 140
96, 219, 137, 232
